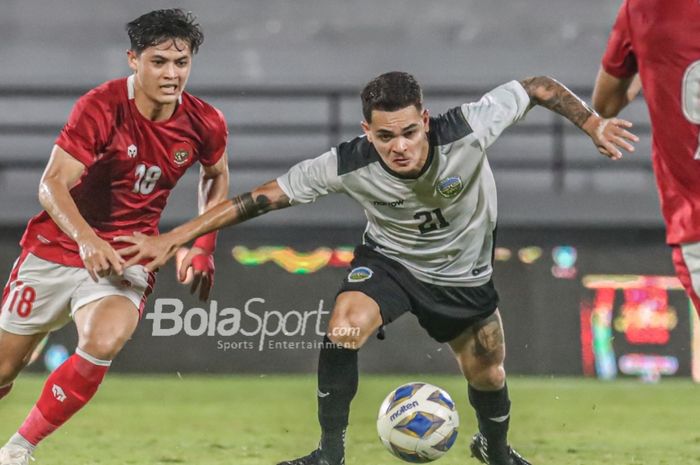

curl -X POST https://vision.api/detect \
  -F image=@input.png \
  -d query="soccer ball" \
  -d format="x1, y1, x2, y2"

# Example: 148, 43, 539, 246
377, 382, 459, 462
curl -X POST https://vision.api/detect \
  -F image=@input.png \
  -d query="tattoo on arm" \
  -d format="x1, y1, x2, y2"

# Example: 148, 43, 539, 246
520, 76, 595, 129
231, 191, 289, 222
232, 193, 256, 221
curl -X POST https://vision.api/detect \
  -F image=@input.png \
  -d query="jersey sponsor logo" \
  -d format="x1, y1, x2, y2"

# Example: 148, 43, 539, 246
437, 176, 463, 198
127, 144, 138, 159
373, 199, 404, 208
348, 266, 373, 282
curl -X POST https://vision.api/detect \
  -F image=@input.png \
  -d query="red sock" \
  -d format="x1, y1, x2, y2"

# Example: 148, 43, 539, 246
18, 350, 110, 445
0, 383, 12, 400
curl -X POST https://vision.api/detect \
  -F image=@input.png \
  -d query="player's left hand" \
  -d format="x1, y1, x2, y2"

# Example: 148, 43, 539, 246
175, 246, 215, 302
114, 231, 179, 272
584, 115, 639, 160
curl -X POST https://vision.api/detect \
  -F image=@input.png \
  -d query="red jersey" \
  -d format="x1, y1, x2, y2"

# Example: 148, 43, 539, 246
20, 76, 228, 266
602, 0, 700, 245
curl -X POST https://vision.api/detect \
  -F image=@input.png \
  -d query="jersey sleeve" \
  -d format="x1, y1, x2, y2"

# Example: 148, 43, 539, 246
55, 90, 111, 168
276, 150, 344, 204
199, 108, 229, 167
461, 80, 531, 150
601, 0, 638, 79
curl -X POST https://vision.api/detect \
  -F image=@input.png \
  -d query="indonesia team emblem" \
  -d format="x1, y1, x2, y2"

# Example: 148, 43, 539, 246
437, 176, 463, 198
173, 148, 190, 165
348, 267, 373, 283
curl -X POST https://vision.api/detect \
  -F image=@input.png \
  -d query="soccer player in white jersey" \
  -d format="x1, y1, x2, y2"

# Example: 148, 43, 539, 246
117, 72, 637, 465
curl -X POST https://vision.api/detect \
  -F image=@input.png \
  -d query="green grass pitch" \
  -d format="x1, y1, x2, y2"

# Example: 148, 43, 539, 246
0, 375, 698, 464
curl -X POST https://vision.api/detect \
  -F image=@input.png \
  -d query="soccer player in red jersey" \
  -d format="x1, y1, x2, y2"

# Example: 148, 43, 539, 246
594, 0, 700, 312
0, 9, 229, 464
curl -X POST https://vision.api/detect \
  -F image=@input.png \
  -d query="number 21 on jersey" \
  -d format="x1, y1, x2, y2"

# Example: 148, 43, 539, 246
414, 208, 450, 234
682, 60, 700, 159
132, 163, 162, 195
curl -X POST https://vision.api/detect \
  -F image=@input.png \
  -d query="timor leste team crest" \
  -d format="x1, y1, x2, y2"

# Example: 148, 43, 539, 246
348, 267, 373, 283
436, 176, 463, 198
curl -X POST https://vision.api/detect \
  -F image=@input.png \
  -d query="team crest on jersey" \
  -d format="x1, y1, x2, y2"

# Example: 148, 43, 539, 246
127, 144, 138, 158
171, 142, 193, 166
437, 176, 463, 198
348, 266, 373, 283
173, 149, 190, 165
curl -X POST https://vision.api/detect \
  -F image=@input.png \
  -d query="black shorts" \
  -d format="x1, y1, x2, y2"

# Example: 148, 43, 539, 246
338, 245, 499, 343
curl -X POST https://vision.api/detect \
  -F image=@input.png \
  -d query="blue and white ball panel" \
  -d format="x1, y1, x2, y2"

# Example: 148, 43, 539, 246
389, 443, 434, 464
432, 429, 459, 452
394, 412, 445, 439
427, 388, 455, 410
384, 382, 425, 414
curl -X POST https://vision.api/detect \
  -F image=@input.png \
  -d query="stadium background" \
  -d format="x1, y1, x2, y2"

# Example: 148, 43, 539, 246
0, 0, 697, 382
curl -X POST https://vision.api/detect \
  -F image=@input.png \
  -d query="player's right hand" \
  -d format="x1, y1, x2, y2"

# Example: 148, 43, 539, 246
77, 233, 125, 282
584, 115, 639, 160
114, 231, 180, 272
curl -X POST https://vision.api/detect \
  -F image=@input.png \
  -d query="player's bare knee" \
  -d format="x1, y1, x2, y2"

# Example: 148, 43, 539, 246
79, 333, 130, 361
327, 319, 368, 349
327, 310, 377, 349
469, 364, 506, 391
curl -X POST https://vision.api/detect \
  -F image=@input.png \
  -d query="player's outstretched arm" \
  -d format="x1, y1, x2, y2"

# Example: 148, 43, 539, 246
116, 179, 291, 271
519, 75, 639, 159
39, 145, 125, 281
592, 67, 641, 118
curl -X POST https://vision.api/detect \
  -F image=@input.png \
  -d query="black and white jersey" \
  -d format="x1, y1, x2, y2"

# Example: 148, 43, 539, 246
277, 81, 531, 286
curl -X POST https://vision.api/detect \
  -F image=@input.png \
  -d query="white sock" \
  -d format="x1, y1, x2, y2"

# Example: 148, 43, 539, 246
7, 433, 35, 454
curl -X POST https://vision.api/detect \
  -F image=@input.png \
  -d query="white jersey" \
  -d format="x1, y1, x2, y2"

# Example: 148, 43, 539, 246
277, 80, 531, 286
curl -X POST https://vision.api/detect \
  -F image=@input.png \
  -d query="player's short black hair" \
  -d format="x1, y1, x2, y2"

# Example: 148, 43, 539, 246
361, 71, 423, 122
126, 9, 204, 55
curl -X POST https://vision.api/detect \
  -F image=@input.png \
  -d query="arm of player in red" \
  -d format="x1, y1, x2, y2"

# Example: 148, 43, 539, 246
40, 146, 125, 281
592, 68, 642, 118
175, 154, 230, 301
114, 179, 292, 273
